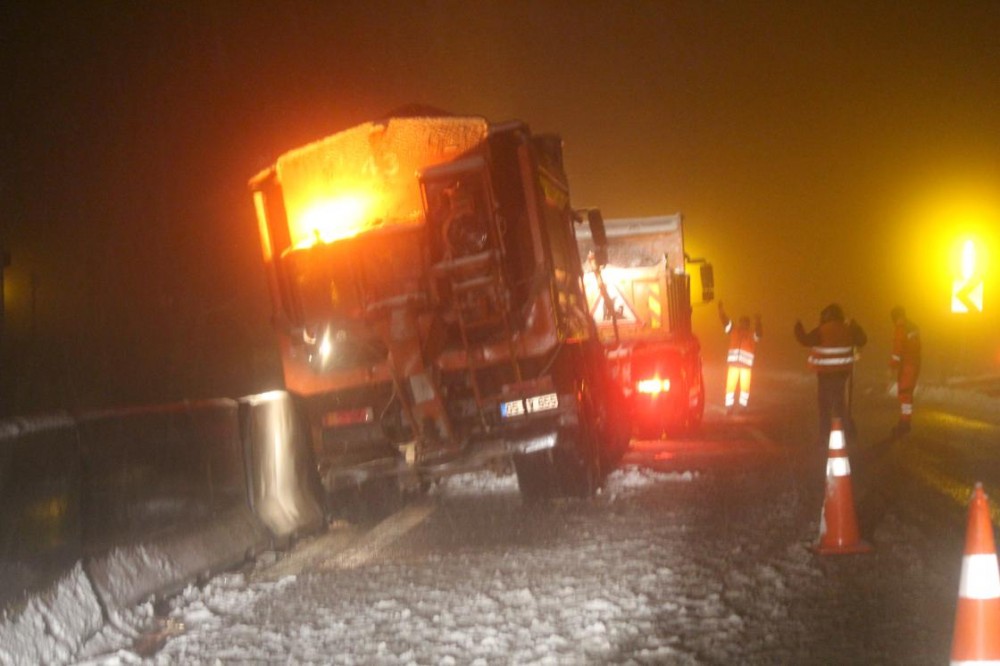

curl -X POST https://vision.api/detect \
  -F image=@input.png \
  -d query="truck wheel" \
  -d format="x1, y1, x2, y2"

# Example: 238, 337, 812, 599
555, 381, 604, 498
554, 440, 599, 498
683, 372, 705, 436
600, 382, 632, 469
513, 402, 601, 501
513, 450, 556, 502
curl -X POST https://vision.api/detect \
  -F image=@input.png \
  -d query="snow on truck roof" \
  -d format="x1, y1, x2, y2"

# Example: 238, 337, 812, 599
575, 214, 686, 271
254, 116, 491, 248
574, 214, 683, 241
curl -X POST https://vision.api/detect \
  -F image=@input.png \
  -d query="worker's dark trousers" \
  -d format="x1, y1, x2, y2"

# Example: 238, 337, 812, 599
817, 371, 852, 444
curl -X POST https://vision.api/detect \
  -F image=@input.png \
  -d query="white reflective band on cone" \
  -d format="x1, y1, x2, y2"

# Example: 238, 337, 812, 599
958, 553, 1000, 599
828, 431, 845, 450
826, 457, 851, 477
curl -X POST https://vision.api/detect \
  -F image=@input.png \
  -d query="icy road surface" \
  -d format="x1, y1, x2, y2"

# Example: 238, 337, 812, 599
75, 374, 976, 665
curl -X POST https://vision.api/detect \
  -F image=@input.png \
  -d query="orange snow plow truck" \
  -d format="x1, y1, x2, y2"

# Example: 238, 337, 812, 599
249, 114, 629, 505
576, 215, 713, 438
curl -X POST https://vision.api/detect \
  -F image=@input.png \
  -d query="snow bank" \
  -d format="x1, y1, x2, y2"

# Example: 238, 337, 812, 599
86, 508, 269, 613
0, 564, 103, 666
918, 383, 1000, 424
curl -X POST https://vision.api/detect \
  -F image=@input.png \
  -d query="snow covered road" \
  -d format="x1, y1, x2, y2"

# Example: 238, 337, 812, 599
75, 395, 966, 664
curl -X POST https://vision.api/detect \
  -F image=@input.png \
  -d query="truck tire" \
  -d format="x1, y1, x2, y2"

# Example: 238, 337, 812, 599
513, 450, 557, 502
513, 371, 603, 501
555, 398, 602, 498
681, 363, 705, 436
513, 426, 599, 501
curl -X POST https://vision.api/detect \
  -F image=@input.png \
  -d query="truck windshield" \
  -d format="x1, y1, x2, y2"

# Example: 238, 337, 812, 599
281, 223, 428, 327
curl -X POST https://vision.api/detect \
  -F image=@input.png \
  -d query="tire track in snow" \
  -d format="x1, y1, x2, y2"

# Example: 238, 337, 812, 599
318, 501, 437, 570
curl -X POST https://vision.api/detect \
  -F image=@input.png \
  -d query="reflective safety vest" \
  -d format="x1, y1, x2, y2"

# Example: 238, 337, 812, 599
724, 320, 760, 368
808, 321, 858, 373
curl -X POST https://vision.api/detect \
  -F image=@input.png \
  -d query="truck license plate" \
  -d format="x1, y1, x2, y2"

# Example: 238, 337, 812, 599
501, 393, 558, 418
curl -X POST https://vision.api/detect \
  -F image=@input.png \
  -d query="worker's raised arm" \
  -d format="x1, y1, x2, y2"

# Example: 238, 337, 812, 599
718, 300, 731, 329
794, 319, 819, 346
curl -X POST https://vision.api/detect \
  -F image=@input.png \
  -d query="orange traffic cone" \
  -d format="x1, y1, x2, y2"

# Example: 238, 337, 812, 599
811, 417, 872, 555
951, 483, 1000, 665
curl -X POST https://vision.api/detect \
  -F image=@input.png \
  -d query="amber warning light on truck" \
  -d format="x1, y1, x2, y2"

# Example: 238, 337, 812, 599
293, 191, 381, 248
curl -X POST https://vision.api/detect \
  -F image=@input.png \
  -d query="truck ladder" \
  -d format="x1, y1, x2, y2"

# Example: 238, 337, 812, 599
433, 250, 522, 430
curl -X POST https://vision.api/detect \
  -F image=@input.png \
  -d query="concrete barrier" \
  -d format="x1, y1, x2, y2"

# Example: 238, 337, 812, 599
0, 414, 82, 610
239, 391, 325, 543
0, 417, 97, 666
0, 392, 326, 662
76, 399, 272, 611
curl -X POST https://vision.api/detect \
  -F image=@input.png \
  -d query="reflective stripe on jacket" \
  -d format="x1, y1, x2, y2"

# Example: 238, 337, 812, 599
723, 319, 760, 368
807, 321, 858, 373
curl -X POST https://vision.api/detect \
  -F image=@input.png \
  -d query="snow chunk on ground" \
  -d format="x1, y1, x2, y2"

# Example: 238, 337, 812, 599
0, 563, 103, 666
431, 470, 520, 497
605, 464, 697, 500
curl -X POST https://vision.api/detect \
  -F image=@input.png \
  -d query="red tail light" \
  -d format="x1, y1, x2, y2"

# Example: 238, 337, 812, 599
322, 407, 374, 427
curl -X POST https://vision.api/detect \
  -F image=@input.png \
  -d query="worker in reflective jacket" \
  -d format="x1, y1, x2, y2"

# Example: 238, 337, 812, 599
794, 303, 867, 443
719, 301, 762, 414
889, 305, 921, 437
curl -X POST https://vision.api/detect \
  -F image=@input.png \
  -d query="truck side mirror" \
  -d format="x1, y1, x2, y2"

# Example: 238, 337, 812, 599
587, 209, 609, 268
700, 263, 715, 303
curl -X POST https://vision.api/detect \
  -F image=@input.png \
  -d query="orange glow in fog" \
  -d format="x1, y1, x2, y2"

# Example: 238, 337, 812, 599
292, 192, 378, 248
960, 240, 978, 281
253, 191, 273, 261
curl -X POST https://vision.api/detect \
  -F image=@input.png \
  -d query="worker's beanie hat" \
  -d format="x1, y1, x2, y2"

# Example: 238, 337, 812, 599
821, 303, 844, 323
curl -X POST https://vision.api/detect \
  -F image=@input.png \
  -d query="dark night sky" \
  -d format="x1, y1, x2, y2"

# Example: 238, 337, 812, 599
2, 1, 999, 413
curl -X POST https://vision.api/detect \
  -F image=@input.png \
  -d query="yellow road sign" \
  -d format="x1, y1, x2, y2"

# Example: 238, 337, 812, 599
952, 277, 983, 313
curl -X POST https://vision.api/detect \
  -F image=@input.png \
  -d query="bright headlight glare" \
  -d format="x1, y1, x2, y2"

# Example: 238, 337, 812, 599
318, 331, 333, 361
637, 377, 670, 395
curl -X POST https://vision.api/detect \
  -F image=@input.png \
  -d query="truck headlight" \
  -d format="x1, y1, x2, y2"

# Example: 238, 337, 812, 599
307, 327, 347, 368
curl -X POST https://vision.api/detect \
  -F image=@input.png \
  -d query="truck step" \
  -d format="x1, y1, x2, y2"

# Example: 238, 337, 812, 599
431, 250, 498, 276
452, 275, 496, 293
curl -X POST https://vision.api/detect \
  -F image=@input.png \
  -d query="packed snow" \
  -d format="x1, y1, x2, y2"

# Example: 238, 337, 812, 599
6, 372, 998, 664
72, 457, 956, 665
